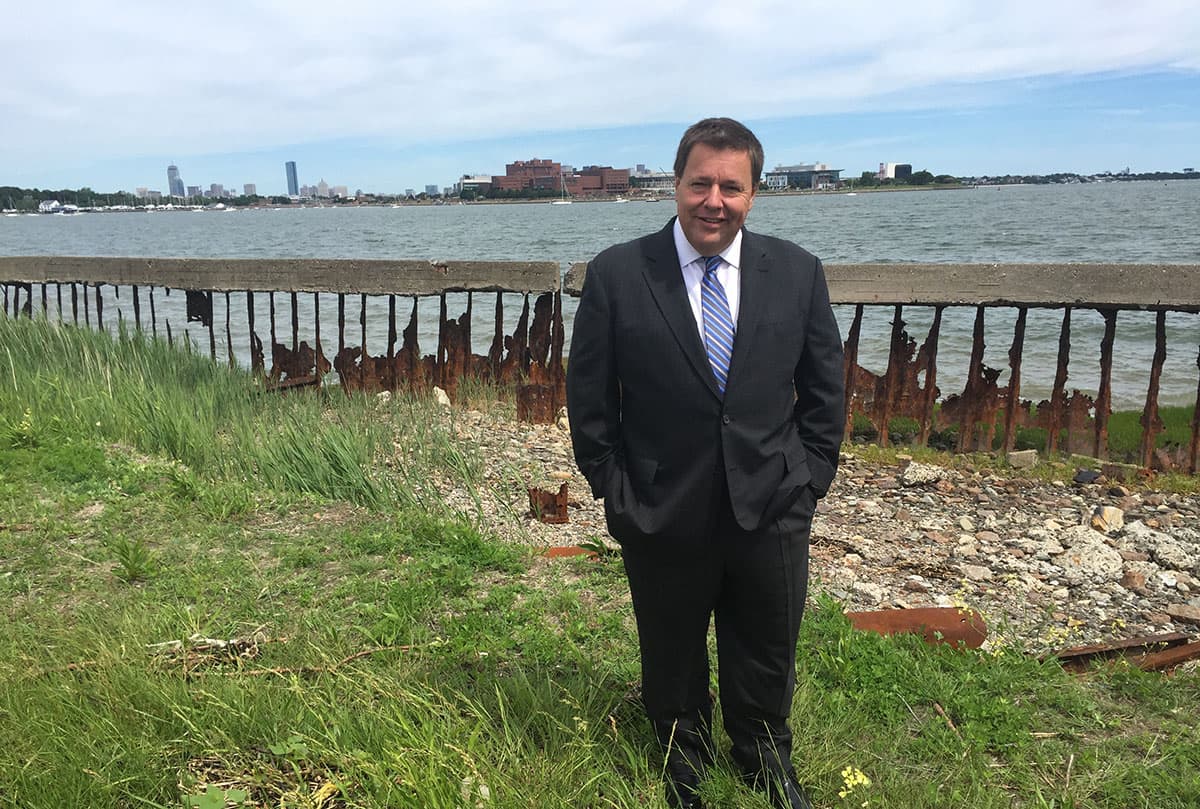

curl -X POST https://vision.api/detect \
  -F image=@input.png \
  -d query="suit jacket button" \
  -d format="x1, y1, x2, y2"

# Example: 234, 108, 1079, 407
722, 415, 731, 425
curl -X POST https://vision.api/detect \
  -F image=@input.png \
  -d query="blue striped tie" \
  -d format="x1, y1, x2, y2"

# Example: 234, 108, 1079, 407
701, 255, 735, 395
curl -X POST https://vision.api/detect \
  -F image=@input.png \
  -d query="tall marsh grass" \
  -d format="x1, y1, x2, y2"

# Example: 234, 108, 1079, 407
0, 316, 413, 509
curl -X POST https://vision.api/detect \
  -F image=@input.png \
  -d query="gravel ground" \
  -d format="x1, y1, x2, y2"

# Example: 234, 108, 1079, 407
436, 405, 1200, 655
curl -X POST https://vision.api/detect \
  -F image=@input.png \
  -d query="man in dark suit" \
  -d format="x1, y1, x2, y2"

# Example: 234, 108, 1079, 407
566, 118, 844, 809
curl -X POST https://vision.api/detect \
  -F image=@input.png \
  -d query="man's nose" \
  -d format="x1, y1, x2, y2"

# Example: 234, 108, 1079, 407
702, 183, 723, 207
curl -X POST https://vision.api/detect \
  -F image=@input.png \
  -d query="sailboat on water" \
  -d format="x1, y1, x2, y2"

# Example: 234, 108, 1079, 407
550, 170, 572, 205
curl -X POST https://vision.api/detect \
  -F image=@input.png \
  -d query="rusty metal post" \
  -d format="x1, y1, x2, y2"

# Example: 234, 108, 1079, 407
1095, 309, 1117, 459
387, 295, 397, 360
269, 292, 277, 374
843, 304, 864, 440
875, 305, 906, 447
337, 293, 345, 360
918, 306, 944, 446
56, 283, 63, 322
224, 291, 235, 367
41, 283, 47, 317
206, 291, 216, 361
1003, 307, 1028, 452
246, 291, 256, 371
1190, 347, 1200, 474
359, 293, 368, 390
314, 292, 323, 385
1047, 307, 1072, 454
957, 306, 987, 453
290, 291, 300, 353
71, 283, 79, 324
83, 282, 90, 326
96, 284, 104, 331
1139, 311, 1168, 468
490, 292, 505, 379
149, 286, 158, 338
132, 285, 141, 331
436, 292, 448, 388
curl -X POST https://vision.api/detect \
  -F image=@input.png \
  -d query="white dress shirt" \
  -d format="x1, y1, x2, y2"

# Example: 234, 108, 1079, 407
672, 218, 743, 344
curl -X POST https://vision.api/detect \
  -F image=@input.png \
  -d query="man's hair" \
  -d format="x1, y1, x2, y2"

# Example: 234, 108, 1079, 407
673, 117, 764, 186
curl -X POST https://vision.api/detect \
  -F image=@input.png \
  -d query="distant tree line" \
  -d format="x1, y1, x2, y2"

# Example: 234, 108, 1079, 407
852, 170, 957, 188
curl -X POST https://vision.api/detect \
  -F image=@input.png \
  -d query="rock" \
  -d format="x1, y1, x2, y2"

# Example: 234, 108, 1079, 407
958, 516, 976, 532
555, 406, 570, 432
1058, 524, 1099, 548
1056, 536, 1124, 585
1008, 449, 1038, 469
433, 386, 452, 408
1120, 569, 1149, 593
1073, 468, 1103, 485
852, 582, 886, 604
899, 462, 946, 487
1089, 505, 1125, 534
962, 564, 994, 581
1166, 604, 1200, 626
1153, 539, 1197, 572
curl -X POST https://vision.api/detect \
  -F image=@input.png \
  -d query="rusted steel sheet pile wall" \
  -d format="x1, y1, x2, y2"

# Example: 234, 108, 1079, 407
0, 256, 566, 422
568, 262, 1200, 472
4, 257, 1200, 468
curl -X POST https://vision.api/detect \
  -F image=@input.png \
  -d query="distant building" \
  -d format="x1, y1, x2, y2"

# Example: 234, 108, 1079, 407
493, 158, 563, 192
405, 189, 415, 197
146, 190, 163, 202
568, 166, 630, 196
765, 163, 842, 190
877, 162, 912, 181
135, 187, 149, 199
424, 184, 439, 196
243, 183, 257, 197
186, 185, 201, 198
316, 179, 329, 198
455, 175, 493, 195
330, 185, 348, 198
629, 167, 675, 193
285, 161, 299, 196
167, 164, 185, 197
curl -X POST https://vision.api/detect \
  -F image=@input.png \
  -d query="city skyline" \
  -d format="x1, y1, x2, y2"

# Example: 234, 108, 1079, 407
2, 2, 1197, 195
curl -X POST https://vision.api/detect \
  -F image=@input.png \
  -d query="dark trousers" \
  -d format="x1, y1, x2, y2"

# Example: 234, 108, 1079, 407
621, 484, 814, 784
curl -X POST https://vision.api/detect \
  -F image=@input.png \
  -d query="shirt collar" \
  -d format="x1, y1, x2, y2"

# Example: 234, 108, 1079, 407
673, 218, 744, 270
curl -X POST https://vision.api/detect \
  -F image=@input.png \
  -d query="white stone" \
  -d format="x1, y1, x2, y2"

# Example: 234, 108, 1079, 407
1056, 536, 1124, 585
433, 386, 452, 408
1008, 449, 1038, 468
900, 462, 946, 487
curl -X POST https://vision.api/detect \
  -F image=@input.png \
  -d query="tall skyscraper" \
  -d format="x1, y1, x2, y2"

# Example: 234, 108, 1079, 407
167, 164, 184, 197
285, 161, 299, 196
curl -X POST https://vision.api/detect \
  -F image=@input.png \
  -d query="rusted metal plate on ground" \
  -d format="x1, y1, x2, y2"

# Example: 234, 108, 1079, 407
1051, 632, 1191, 672
527, 482, 570, 524
543, 545, 598, 559
846, 607, 987, 649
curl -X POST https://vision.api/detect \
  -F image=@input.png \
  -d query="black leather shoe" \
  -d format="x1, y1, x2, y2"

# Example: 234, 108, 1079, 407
763, 775, 813, 809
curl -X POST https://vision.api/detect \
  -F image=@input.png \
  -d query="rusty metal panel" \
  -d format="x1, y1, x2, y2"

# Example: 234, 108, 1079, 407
527, 483, 570, 524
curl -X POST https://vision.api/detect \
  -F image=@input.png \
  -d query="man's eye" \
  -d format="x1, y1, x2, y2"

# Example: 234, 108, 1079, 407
722, 185, 742, 195
690, 182, 707, 192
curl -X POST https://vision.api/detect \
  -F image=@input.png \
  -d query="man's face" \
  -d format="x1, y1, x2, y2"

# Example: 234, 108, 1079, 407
675, 143, 756, 255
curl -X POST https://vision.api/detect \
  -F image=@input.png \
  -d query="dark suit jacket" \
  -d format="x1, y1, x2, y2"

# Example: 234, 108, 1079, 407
567, 219, 845, 544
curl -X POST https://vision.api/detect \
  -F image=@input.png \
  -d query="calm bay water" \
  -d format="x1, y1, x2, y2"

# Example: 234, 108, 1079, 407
3, 181, 1199, 408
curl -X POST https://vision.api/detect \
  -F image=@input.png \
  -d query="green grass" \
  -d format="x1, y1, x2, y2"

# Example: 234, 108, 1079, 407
2, 315, 1199, 808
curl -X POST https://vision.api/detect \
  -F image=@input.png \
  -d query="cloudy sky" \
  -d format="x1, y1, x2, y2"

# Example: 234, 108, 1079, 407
2, 1, 1198, 195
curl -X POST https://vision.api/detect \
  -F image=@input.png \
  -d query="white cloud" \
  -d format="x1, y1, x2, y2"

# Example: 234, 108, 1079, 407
1, 0, 1197, 174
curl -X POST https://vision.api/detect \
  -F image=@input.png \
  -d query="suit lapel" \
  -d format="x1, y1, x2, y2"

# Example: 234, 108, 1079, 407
640, 221, 722, 398
727, 228, 769, 391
